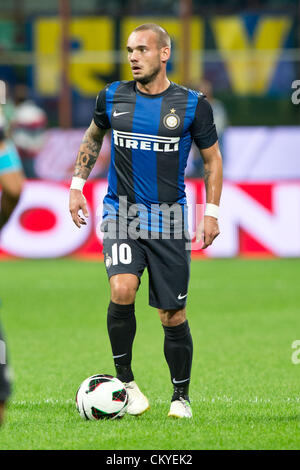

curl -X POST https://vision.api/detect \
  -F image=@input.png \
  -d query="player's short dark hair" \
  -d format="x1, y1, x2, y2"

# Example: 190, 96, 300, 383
132, 23, 171, 49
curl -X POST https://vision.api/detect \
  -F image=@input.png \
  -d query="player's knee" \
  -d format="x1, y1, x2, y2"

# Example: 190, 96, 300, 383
3, 180, 24, 202
110, 282, 136, 304
110, 274, 139, 304
7, 189, 21, 204
159, 308, 186, 327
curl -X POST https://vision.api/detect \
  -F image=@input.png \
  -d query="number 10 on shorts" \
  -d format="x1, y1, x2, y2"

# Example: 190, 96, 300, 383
112, 243, 132, 265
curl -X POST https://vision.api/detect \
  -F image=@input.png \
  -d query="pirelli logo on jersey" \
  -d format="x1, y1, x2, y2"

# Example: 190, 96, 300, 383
113, 130, 180, 152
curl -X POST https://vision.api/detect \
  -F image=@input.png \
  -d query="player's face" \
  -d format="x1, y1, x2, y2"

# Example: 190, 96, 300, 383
127, 31, 166, 85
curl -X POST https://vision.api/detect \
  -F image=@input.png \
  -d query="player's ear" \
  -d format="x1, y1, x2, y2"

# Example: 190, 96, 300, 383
161, 46, 171, 63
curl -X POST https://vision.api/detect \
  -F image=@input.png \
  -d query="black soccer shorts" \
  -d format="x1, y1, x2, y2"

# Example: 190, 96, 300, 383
0, 322, 11, 403
102, 222, 191, 310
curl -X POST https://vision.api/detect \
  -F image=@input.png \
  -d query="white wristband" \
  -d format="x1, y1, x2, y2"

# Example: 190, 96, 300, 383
205, 203, 219, 219
70, 176, 86, 192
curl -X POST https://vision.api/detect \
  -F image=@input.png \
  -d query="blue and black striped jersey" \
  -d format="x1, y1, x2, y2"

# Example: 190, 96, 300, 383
94, 80, 217, 228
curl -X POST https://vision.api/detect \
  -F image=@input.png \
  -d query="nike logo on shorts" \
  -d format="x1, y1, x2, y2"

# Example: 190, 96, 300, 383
177, 293, 188, 300
113, 110, 130, 117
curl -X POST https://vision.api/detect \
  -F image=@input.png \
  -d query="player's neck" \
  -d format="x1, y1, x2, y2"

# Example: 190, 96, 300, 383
136, 76, 170, 96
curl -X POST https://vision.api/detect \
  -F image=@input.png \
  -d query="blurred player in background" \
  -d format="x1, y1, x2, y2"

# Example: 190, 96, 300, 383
199, 79, 228, 142
69, 23, 222, 418
185, 78, 228, 177
0, 105, 24, 231
11, 84, 47, 179
0, 319, 12, 426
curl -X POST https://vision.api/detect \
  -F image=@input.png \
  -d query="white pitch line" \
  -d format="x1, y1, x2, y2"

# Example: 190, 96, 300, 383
10, 396, 300, 406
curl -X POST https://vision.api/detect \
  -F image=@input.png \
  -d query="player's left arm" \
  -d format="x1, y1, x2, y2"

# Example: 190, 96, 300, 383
199, 141, 223, 249
191, 95, 223, 249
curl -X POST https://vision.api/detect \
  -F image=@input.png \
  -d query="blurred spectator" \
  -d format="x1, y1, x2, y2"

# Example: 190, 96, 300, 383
185, 79, 229, 177
11, 85, 47, 178
34, 129, 111, 181
1, 84, 16, 135
0, 105, 25, 230
199, 79, 229, 141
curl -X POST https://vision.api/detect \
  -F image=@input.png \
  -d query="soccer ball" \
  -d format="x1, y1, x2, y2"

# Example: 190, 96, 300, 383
76, 374, 128, 420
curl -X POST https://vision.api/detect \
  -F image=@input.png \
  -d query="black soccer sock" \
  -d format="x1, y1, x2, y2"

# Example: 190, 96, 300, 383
107, 301, 136, 383
162, 320, 193, 401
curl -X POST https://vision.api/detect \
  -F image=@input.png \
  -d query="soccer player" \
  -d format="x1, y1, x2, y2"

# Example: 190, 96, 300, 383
69, 23, 222, 418
0, 321, 11, 426
0, 106, 24, 230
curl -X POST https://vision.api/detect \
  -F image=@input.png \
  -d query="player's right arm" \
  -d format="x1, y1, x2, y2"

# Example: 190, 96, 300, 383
69, 120, 106, 228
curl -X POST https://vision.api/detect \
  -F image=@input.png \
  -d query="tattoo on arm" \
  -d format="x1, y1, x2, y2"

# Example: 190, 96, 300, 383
200, 143, 223, 206
73, 124, 106, 180
204, 168, 212, 188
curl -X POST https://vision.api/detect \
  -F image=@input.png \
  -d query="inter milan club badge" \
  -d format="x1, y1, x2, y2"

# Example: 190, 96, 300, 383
163, 108, 180, 130
105, 253, 112, 269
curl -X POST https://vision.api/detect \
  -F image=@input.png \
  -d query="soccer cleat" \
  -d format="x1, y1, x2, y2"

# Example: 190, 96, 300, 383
124, 381, 150, 416
168, 397, 193, 418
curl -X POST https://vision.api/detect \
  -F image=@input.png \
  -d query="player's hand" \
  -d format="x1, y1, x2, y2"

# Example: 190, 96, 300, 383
197, 215, 220, 249
69, 189, 89, 228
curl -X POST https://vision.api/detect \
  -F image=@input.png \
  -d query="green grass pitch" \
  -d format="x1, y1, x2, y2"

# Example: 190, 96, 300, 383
0, 258, 299, 450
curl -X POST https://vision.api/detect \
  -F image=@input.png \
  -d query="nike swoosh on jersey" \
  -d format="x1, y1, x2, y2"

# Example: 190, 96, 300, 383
177, 293, 188, 300
113, 111, 130, 117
